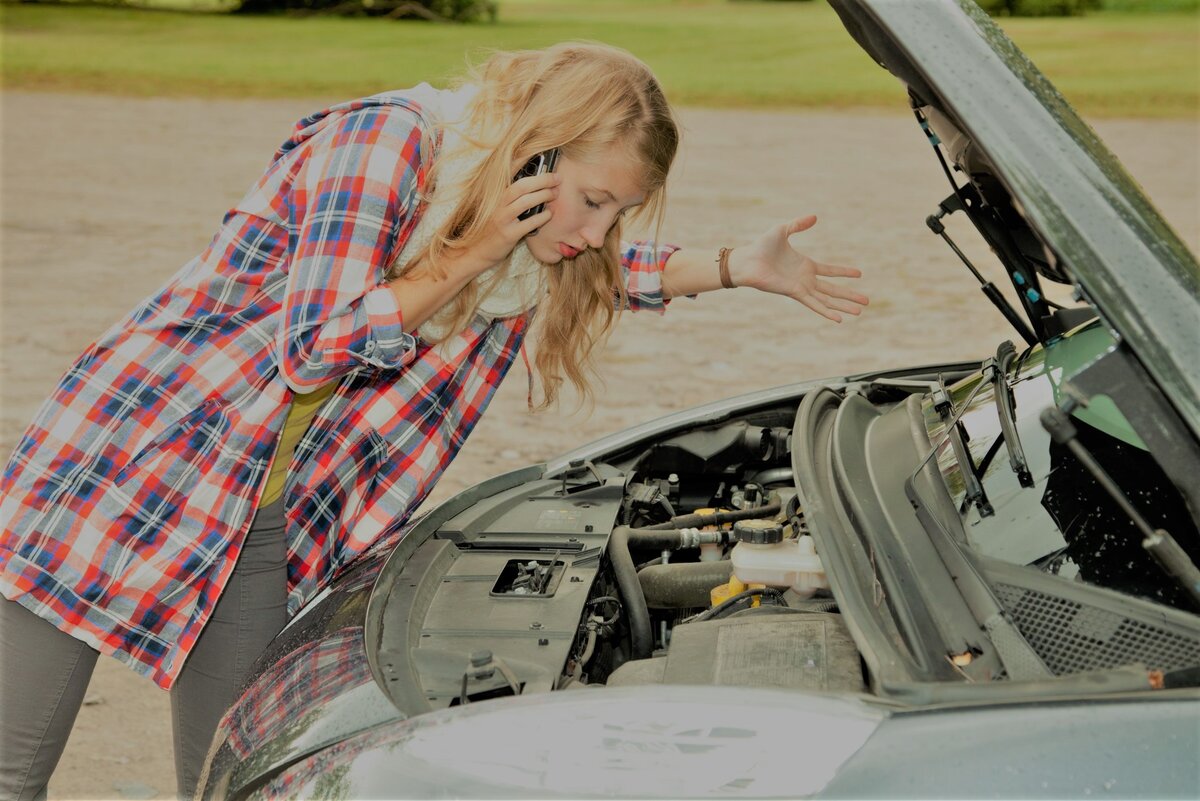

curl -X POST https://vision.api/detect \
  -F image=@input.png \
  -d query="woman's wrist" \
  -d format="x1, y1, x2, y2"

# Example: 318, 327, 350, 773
724, 245, 756, 290
717, 247, 736, 289
386, 248, 489, 331
662, 246, 742, 298
439, 245, 494, 283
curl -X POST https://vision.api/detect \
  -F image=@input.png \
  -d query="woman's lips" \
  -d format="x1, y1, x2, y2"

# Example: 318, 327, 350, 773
558, 243, 580, 259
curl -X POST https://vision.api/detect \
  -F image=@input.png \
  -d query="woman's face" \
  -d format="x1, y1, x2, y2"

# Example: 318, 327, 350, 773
524, 145, 646, 265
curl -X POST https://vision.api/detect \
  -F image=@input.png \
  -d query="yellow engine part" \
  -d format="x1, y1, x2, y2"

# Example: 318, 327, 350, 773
710, 574, 765, 609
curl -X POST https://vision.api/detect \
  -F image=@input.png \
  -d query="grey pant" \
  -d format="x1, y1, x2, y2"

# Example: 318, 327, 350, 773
0, 500, 288, 801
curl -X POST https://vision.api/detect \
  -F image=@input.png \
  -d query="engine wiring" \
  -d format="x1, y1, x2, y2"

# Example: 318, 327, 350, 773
682, 587, 788, 624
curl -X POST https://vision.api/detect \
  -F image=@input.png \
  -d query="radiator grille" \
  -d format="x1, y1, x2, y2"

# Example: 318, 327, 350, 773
994, 583, 1200, 675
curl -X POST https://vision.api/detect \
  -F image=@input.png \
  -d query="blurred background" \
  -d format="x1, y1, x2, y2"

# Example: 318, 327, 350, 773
1, 0, 1197, 798
3, 0, 1198, 116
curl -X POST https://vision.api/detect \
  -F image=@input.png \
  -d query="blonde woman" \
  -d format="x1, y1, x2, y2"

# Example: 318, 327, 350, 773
0, 42, 867, 799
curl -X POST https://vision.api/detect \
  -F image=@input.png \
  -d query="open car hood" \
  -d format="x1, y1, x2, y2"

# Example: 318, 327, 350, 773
829, 0, 1200, 433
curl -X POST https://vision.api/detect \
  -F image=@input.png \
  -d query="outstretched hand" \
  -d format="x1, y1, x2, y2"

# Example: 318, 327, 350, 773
730, 215, 868, 323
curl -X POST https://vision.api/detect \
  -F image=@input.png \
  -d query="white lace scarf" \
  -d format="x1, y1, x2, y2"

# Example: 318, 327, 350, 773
390, 83, 546, 343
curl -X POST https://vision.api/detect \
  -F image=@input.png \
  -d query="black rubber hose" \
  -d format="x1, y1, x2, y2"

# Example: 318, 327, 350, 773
607, 526, 654, 659
638, 561, 733, 608
625, 529, 691, 549
612, 504, 782, 658
634, 502, 783, 531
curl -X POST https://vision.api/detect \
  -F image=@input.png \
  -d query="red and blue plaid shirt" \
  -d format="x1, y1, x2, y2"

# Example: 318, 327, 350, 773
0, 90, 678, 688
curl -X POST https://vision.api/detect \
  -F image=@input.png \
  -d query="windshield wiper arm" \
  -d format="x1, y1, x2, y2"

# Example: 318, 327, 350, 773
989, 340, 1034, 488
932, 375, 994, 518
1041, 403, 1200, 610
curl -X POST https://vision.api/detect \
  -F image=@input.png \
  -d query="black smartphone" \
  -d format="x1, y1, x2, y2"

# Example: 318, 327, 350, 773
514, 148, 560, 221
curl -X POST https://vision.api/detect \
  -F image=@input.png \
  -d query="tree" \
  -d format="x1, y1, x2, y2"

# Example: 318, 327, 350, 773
232, 0, 497, 21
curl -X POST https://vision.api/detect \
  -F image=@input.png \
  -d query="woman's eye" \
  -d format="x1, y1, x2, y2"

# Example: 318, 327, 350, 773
584, 197, 602, 210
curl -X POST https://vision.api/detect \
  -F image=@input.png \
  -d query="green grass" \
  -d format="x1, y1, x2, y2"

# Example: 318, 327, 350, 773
1101, 0, 1198, 11
1, 0, 1196, 116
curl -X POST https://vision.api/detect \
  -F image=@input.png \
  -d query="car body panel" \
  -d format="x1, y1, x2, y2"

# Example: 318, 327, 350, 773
227, 686, 1200, 800
198, 551, 399, 800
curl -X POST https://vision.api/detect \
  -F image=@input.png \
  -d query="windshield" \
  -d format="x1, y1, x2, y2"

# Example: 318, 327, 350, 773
926, 323, 1200, 613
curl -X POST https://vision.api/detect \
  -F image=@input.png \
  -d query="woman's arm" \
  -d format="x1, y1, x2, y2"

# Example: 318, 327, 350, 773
277, 105, 428, 392
663, 215, 869, 323
278, 104, 558, 392
659, 247, 726, 298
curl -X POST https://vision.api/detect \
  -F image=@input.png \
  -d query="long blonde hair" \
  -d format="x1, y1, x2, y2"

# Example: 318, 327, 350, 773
391, 42, 679, 409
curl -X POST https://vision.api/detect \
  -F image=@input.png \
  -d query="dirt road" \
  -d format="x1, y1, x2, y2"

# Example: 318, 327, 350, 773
1, 90, 1196, 799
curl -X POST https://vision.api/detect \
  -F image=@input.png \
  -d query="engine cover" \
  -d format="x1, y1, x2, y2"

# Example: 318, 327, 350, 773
607, 612, 864, 692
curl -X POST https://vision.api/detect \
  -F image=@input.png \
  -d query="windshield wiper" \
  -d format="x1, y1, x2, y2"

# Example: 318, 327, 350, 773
988, 341, 1034, 488
1041, 403, 1200, 610
901, 377, 1055, 681
933, 375, 994, 518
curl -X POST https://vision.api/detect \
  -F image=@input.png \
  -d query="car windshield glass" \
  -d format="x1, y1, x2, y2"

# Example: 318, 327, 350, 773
929, 324, 1200, 613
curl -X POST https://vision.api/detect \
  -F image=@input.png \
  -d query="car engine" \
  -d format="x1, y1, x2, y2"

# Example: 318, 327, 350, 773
371, 403, 870, 713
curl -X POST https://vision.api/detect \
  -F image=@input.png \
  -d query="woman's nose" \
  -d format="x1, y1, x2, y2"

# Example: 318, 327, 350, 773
579, 222, 607, 250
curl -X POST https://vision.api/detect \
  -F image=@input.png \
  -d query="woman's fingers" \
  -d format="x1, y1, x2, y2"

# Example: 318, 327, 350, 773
745, 216, 867, 324
815, 278, 870, 306
466, 173, 558, 266
815, 292, 865, 316
508, 187, 558, 219
490, 173, 558, 241
509, 171, 561, 200
515, 208, 553, 238
801, 294, 843, 323
816, 261, 862, 279
506, 174, 558, 237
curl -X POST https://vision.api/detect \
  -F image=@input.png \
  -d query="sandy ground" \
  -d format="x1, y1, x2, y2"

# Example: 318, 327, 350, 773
0, 90, 1196, 799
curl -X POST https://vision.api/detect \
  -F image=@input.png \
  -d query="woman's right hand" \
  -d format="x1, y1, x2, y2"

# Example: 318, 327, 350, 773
386, 172, 559, 331
463, 172, 560, 272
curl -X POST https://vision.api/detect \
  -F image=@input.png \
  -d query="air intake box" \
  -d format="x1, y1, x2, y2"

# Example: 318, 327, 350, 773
607, 612, 864, 692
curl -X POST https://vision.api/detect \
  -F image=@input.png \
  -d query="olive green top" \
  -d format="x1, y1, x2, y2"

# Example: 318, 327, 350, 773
260, 382, 338, 508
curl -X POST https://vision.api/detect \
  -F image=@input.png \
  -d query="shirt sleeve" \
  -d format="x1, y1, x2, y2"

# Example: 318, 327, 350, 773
616, 239, 684, 314
276, 105, 427, 392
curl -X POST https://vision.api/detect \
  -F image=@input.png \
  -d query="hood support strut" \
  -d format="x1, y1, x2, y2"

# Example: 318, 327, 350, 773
926, 191, 1038, 347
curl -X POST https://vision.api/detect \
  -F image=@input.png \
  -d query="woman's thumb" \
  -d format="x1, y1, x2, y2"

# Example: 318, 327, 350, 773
787, 215, 818, 235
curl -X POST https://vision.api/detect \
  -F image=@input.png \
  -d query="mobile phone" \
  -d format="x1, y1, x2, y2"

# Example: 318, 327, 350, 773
514, 148, 560, 221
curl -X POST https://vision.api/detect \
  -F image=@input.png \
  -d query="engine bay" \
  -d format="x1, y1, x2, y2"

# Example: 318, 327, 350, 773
371, 400, 875, 713
369, 349, 1200, 716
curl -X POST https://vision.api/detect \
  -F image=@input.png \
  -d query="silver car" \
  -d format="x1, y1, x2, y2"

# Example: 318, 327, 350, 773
197, 1, 1200, 797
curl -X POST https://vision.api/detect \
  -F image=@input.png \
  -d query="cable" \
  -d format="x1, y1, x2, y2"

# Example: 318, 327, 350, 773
686, 588, 787, 624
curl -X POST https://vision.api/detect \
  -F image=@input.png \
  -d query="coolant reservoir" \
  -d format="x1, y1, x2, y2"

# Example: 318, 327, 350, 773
731, 520, 829, 599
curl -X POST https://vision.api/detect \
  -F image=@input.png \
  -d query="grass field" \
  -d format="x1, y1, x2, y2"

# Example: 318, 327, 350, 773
2, 0, 1197, 116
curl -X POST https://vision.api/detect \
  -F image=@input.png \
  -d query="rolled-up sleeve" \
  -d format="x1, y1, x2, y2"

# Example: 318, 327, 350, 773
277, 105, 426, 392
616, 240, 683, 314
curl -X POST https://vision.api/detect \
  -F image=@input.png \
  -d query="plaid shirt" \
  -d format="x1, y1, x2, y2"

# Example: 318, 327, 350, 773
0, 90, 678, 689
